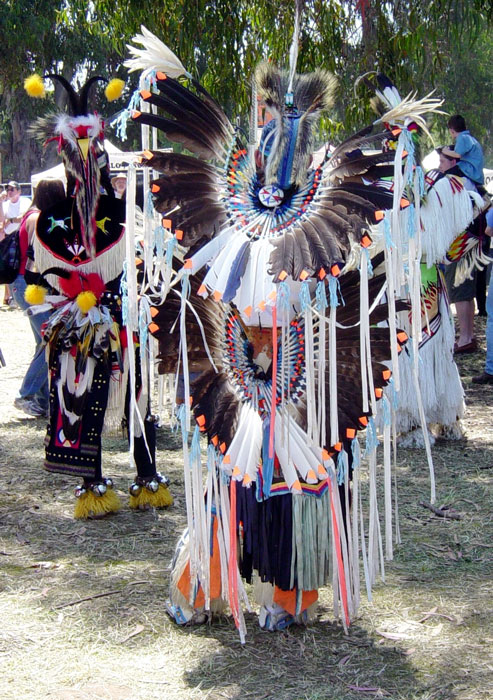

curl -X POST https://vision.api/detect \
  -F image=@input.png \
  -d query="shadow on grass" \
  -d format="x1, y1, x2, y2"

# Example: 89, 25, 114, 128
1, 340, 492, 700
181, 621, 418, 700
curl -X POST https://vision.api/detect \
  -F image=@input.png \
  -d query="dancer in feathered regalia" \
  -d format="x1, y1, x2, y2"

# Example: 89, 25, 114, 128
123, 16, 460, 640
357, 75, 487, 446
23, 72, 172, 518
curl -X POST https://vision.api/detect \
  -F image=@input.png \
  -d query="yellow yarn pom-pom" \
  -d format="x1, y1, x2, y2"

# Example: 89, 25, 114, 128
24, 284, 47, 305
76, 291, 97, 314
24, 74, 46, 98
105, 78, 125, 102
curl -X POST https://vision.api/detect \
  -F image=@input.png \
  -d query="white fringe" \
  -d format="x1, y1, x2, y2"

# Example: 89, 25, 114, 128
34, 231, 126, 293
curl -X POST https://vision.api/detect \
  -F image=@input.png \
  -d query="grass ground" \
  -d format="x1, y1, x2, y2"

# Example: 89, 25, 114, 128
0, 306, 492, 700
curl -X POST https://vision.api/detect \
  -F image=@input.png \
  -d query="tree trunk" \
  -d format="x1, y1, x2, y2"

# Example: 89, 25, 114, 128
1, 86, 43, 183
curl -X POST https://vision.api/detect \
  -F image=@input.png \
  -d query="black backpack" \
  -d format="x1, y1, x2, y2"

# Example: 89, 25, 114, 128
0, 230, 21, 284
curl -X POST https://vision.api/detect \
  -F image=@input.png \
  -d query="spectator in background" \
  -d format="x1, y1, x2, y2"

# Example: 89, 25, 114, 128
111, 173, 127, 200
472, 208, 493, 384
446, 116, 489, 317
447, 115, 484, 187
0, 181, 31, 306
438, 147, 479, 353
11, 179, 65, 417
0, 181, 31, 235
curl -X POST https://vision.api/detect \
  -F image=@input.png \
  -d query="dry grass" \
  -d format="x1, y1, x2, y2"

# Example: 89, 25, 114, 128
0, 306, 492, 700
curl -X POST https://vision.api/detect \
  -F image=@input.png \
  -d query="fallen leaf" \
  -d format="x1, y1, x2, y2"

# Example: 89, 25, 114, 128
338, 654, 351, 666
417, 609, 456, 624
417, 606, 438, 623
119, 624, 145, 644
376, 629, 411, 641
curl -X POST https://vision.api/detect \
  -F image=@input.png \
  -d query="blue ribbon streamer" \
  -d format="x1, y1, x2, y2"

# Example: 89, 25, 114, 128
382, 395, 392, 426
416, 165, 425, 196
166, 235, 178, 265
115, 89, 142, 141
191, 424, 201, 464
146, 190, 155, 218
387, 377, 399, 410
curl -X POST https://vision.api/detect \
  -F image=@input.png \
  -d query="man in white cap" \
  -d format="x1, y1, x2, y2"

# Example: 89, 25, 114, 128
111, 173, 127, 200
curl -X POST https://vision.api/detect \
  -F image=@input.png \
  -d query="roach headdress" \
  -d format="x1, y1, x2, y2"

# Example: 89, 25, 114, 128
256, 61, 337, 190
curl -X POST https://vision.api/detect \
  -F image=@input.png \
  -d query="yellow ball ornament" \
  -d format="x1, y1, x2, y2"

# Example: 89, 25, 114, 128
76, 291, 97, 314
24, 284, 47, 305
24, 74, 46, 98
105, 79, 125, 102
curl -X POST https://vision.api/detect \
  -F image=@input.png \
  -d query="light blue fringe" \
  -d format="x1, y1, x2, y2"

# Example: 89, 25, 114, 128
299, 280, 311, 312
365, 417, 379, 456
120, 260, 128, 326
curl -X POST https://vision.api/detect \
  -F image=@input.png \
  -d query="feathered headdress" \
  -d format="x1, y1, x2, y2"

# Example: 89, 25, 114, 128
25, 73, 125, 258
255, 63, 337, 190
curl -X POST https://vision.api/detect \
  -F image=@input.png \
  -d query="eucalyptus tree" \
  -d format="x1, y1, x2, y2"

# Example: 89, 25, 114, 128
1, 0, 491, 179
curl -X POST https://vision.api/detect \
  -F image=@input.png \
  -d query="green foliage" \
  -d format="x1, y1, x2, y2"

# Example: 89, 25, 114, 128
0, 0, 492, 178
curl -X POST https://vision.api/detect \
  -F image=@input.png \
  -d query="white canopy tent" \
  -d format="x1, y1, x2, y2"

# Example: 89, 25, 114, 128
30, 140, 140, 191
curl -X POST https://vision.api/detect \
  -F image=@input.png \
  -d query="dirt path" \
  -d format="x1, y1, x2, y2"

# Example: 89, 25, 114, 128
0, 306, 492, 700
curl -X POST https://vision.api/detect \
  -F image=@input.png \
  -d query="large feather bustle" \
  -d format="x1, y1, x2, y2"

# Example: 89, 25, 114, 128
192, 369, 242, 450
142, 75, 233, 144
268, 206, 355, 281
138, 151, 228, 249
133, 111, 217, 160
327, 151, 396, 185
133, 73, 233, 162
376, 90, 445, 138
296, 270, 408, 446
140, 150, 220, 178
149, 270, 225, 374
325, 184, 394, 214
